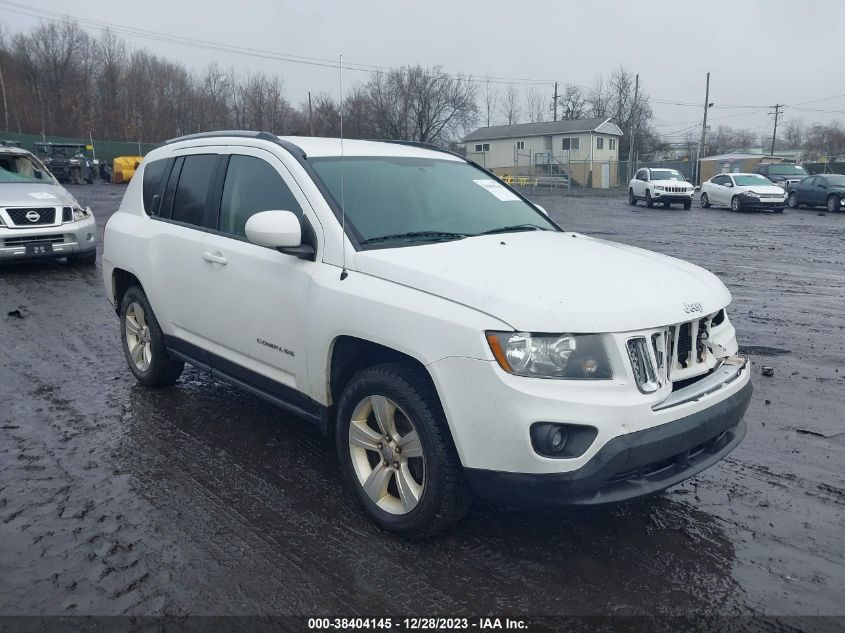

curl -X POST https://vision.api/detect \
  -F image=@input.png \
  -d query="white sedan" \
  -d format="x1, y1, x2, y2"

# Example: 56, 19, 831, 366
700, 173, 787, 212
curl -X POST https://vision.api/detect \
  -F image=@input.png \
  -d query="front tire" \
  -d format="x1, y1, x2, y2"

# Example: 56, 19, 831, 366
335, 363, 470, 537
119, 286, 184, 387
645, 190, 654, 208
731, 195, 742, 212
683, 199, 692, 210
788, 191, 799, 208
827, 195, 840, 213
628, 189, 637, 205
700, 192, 711, 208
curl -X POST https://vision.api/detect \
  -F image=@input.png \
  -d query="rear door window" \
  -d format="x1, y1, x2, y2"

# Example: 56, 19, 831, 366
171, 154, 218, 227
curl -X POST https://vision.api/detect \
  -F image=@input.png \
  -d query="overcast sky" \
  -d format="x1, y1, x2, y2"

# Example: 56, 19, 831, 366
4, 0, 845, 141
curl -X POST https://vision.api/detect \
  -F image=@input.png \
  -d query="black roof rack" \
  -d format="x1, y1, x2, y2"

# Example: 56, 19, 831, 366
163, 130, 308, 159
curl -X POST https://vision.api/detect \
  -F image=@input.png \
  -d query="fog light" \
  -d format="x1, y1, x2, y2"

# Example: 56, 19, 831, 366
530, 422, 598, 459
581, 358, 598, 376
86, 233, 93, 241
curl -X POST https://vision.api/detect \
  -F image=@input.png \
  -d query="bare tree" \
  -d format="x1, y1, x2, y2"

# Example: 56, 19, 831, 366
481, 77, 497, 127
560, 83, 586, 120
526, 88, 545, 123
365, 65, 478, 144
501, 85, 521, 125
783, 120, 804, 148
586, 75, 609, 119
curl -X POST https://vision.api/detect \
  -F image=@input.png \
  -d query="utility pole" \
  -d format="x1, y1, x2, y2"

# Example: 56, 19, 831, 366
308, 91, 314, 136
769, 104, 783, 156
552, 81, 559, 122
627, 73, 639, 183
698, 72, 711, 185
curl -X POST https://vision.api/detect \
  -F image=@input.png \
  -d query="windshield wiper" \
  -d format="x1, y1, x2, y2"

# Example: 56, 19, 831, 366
478, 223, 548, 235
360, 231, 469, 245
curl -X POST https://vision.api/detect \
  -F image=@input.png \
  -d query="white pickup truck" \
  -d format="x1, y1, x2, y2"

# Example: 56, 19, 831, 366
103, 132, 751, 536
629, 167, 695, 209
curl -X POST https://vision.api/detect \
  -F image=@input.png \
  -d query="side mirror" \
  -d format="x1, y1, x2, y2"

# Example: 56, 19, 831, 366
725, 182, 733, 188
245, 210, 315, 260
535, 204, 548, 216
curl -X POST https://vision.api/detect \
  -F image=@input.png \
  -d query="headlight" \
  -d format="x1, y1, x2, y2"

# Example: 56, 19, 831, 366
744, 191, 760, 198
654, 185, 664, 190
486, 332, 613, 379
72, 207, 90, 221
69, 159, 80, 165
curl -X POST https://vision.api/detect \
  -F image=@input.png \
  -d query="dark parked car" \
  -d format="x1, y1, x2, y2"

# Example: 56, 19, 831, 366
754, 163, 810, 188
786, 174, 845, 212
34, 143, 96, 184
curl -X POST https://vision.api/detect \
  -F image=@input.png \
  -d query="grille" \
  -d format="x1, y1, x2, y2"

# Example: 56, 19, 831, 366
62, 206, 73, 222
3, 234, 64, 247
760, 193, 784, 199
630, 314, 721, 389
663, 186, 689, 193
6, 207, 57, 226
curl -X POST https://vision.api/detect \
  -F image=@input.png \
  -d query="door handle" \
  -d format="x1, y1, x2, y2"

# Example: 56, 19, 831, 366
202, 251, 228, 265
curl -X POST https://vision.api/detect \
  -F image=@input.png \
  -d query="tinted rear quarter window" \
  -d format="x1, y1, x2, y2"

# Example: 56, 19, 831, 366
171, 154, 218, 226
142, 158, 172, 215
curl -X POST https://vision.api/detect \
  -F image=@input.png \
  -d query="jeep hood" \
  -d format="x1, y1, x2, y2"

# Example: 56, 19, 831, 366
355, 231, 732, 332
0, 182, 77, 208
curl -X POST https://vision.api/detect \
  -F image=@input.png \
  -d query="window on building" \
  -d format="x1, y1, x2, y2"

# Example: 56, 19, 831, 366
516, 141, 524, 150
474, 143, 490, 152
609, 138, 616, 151
561, 137, 580, 151
596, 137, 604, 150
218, 155, 303, 238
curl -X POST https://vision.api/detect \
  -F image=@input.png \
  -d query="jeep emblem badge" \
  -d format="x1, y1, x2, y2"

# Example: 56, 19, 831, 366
25, 210, 41, 223
683, 302, 703, 314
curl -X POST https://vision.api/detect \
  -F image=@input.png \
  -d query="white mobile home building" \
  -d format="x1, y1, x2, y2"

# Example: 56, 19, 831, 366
463, 117, 623, 187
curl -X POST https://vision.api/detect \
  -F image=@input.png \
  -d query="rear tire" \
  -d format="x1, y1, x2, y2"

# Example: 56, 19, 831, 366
119, 286, 184, 388
645, 190, 654, 208
628, 189, 637, 205
700, 192, 711, 208
335, 363, 470, 537
827, 195, 840, 213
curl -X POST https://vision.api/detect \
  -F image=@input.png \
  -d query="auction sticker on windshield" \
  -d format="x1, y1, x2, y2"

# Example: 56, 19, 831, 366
473, 179, 520, 201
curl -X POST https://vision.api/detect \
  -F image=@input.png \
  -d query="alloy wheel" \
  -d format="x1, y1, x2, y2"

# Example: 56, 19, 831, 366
124, 301, 152, 371
348, 395, 425, 515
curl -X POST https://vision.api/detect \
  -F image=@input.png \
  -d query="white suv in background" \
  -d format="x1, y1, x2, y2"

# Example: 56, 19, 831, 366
103, 131, 752, 536
629, 168, 695, 209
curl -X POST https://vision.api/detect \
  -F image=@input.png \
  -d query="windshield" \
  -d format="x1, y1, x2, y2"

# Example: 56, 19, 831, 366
310, 156, 557, 248
733, 174, 773, 186
766, 164, 808, 176
0, 154, 54, 184
823, 175, 845, 187
649, 169, 684, 181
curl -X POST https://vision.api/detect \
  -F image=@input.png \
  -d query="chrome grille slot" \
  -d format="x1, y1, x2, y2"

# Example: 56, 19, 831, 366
3, 234, 64, 247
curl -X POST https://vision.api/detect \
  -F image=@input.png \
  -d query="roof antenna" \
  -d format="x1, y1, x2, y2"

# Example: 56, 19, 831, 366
339, 53, 349, 281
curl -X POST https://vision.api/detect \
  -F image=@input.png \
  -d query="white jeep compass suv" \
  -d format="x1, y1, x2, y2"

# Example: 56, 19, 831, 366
103, 131, 752, 536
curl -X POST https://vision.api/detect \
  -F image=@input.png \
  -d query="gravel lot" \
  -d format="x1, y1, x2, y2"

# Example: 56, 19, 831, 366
1, 182, 843, 619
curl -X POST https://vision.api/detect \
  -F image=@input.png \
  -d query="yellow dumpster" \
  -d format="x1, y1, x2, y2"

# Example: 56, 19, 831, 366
112, 156, 143, 184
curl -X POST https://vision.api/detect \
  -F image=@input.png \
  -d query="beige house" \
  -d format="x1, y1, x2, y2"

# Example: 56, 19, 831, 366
463, 117, 624, 187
